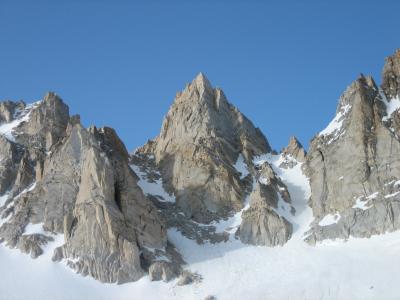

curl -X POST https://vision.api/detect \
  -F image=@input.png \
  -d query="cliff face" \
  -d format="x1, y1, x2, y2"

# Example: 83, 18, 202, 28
305, 50, 400, 244
137, 73, 271, 223
0, 93, 179, 283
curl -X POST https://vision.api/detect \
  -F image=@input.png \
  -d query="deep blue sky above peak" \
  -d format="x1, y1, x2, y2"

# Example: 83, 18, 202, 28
1, 1, 399, 151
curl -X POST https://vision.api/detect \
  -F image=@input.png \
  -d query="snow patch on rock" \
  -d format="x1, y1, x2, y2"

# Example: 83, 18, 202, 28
318, 213, 341, 226
380, 92, 400, 121
233, 154, 249, 179
352, 198, 373, 211
0, 193, 9, 207
23, 223, 47, 236
319, 103, 351, 144
0, 101, 41, 142
130, 164, 175, 203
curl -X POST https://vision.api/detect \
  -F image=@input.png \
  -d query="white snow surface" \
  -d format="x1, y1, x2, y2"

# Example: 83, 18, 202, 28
0, 101, 41, 142
318, 212, 341, 226
23, 222, 47, 236
130, 164, 175, 203
0, 193, 9, 207
352, 198, 373, 211
381, 93, 400, 121
2, 154, 400, 299
233, 153, 249, 179
385, 191, 400, 199
319, 103, 351, 137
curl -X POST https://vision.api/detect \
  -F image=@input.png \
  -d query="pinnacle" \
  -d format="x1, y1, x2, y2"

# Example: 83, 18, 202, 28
43, 91, 62, 104
193, 72, 212, 92
288, 136, 303, 149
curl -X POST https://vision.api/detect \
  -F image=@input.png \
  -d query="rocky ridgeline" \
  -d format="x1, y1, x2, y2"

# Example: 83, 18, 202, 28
305, 49, 400, 244
1, 49, 400, 284
0, 94, 181, 283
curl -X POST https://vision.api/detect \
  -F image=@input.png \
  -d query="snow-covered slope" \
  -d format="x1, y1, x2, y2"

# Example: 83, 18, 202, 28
3, 154, 400, 300
0, 101, 41, 141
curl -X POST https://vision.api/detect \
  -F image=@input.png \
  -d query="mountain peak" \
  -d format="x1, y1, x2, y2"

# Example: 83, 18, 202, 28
194, 72, 211, 86
287, 136, 303, 149
43, 91, 62, 104
191, 72, 213, 95
282, 136, 306, 162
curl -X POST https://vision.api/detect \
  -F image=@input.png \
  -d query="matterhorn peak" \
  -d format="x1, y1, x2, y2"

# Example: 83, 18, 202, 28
193, 72, 212, 90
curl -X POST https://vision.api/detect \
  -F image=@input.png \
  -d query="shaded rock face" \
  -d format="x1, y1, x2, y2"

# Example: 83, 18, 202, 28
305, 50, 400, 244
148, 261, 180, 282
0, 94, 179, 284
136, 73, 271, 223
0, 136, 21, 195
51, 126, 168, 283
238, 184, 292, 246
237, 159, 294, 246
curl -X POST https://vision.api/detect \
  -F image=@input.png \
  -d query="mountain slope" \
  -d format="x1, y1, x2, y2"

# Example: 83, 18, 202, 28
3, 152, 400, 300
2, 50, 400, 299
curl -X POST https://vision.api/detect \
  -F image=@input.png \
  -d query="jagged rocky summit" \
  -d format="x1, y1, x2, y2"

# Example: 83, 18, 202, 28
305, 49, 400, 244
2, 49, 400, 286
132, 73, 295, 246
0, 93, 182, 283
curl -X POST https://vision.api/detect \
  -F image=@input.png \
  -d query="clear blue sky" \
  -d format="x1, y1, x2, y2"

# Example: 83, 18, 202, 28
1, 1, 399, 151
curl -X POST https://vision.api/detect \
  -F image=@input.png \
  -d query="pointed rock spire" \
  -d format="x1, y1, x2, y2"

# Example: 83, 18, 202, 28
282, 136, 306, 162
188, 72, 213, 98
136, 73, 271, 223
194, 72, 211, 88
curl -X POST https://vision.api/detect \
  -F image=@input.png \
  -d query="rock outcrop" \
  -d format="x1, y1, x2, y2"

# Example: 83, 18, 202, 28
0, 93, 181, 283
237, 183, 292, 246
279, 136, 306, 169
305, 50, 400, 244
236, 156, 294, 246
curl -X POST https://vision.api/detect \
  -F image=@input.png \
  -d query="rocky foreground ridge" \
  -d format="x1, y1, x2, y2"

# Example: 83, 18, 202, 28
0, 50, 399, 284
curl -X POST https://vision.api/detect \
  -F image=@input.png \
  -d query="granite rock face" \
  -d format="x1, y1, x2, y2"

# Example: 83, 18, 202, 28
133, 73, 294, 247
236, 156, 294, 246
137, 73, 271, 223
237, 183, 292, 246
0, 93, 180, 283
305, 50, 400, 244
